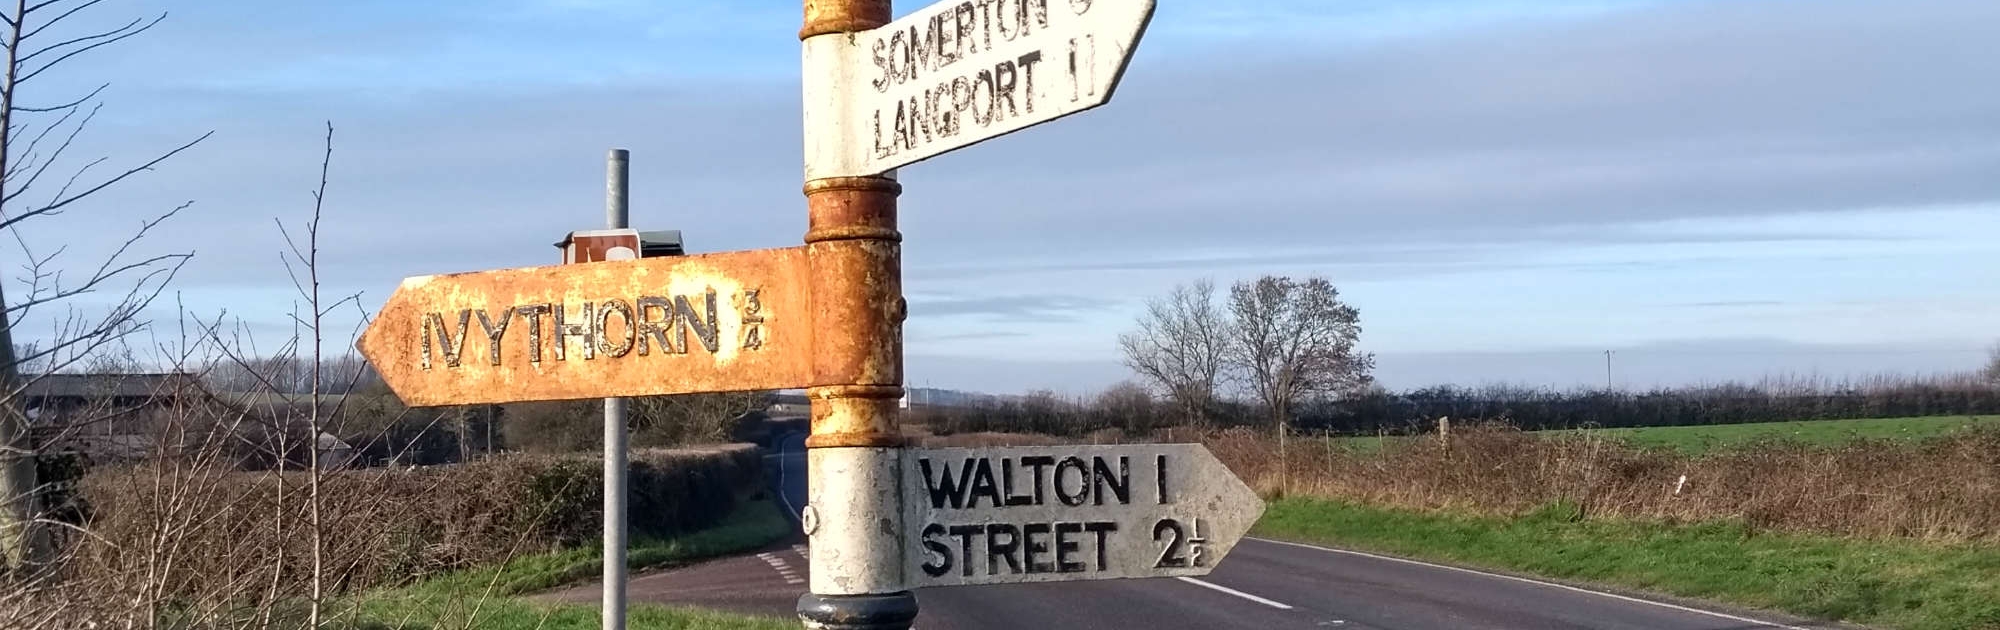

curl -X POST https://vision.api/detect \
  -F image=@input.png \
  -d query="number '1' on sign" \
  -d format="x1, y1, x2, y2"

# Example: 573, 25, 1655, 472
897, 443, 1262, 589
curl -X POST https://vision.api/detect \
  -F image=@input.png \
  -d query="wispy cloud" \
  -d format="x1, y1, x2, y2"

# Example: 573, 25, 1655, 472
908, 294, 1120, 323
1677, 301, 1787, 309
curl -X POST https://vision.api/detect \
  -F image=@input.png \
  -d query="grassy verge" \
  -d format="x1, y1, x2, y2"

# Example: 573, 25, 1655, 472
1253, 497, 2000, 630
1338, 415, 1997, 455
1581, 415, 1997, 454
346, 497, 797, 630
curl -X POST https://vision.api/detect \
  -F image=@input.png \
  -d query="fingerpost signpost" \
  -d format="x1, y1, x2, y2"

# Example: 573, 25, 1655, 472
356, 1, 1266, 629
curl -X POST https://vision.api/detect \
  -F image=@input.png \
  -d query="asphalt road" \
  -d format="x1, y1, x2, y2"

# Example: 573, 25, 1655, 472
547, 434, 1840, 630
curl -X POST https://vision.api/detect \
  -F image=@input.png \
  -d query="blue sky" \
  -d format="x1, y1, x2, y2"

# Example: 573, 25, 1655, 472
12, 0, 1999, 394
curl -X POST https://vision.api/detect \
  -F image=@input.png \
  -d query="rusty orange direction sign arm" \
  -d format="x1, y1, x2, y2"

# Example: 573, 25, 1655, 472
358, 246, 812, 407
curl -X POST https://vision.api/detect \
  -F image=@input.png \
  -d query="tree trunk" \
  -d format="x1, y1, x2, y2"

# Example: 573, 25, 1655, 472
0, 279, 52, 574
0, 0, 49, 576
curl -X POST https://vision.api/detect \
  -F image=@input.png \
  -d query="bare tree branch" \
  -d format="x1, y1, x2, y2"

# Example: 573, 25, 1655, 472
0, 130, 209, 232
4, 93, 85, 183
9, 81, 99, 112
15, 13, 162, 83
1, 101, 95, 204
18, 0, 80, 18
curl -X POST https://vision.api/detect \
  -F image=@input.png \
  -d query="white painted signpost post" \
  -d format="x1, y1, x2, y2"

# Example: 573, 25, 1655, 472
795, 2, 1265, 629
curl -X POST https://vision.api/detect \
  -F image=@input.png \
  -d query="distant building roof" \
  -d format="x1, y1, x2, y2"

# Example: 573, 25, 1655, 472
18, 372, 205, 400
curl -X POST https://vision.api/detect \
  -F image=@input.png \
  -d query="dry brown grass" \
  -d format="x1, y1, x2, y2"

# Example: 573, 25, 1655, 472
1203, 422, 2000, 542
926, 422, 2000, 542
0, 445, 764, 628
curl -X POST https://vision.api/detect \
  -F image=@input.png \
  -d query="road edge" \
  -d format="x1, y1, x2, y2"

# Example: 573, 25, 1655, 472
1246, 535, 1872, 630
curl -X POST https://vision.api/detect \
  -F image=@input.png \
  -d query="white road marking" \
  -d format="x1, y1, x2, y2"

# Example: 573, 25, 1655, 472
1251, 538, 1814, 630
1174, 577, 1295, 610
775, 448, 799, 519
761, 549, 808, 585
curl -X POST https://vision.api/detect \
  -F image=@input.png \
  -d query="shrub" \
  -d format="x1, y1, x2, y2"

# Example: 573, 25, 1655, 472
1206, 422, 2000, 542
64, 445, 764, 605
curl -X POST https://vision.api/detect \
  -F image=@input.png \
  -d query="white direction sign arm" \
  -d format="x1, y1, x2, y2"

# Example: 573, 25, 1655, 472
804, 0, 1156, 179
898, 443, 1263, 589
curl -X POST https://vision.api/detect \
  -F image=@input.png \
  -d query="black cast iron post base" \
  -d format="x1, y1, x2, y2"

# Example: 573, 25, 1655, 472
797, 592, 919, 630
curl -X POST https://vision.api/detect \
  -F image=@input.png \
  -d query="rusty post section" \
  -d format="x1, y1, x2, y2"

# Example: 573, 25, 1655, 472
804, 176, 904, 449
797, 1, 917, 628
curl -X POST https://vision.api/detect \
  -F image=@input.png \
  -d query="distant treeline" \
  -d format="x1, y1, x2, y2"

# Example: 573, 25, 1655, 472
917, 375, 2000, 437
1300, 378, 2000, 434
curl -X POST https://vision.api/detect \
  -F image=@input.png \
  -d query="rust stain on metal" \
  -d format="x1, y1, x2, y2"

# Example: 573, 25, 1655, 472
800, 0, 889, 39
357, 246, 813, 407
805, 172, 905, 446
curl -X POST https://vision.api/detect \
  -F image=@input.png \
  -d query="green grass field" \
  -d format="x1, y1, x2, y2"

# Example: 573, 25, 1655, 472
347, 497, 797, 630
1339, 415, 1997, 456
1253, 497, 2000, 630
1575, 415, 1997, 454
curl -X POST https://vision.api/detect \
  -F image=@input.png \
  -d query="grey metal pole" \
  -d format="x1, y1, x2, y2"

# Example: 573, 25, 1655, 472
602, 148, 630, 630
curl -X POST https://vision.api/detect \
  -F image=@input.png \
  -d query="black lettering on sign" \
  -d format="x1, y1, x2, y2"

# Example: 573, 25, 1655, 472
597, 299, 636, 358
873, 109, 895, 159
968, 69, 994, 127
1054, 521, 1084, 572
1002, 458, 1033, 506
967, 458, 1004, 508
949, 524, 981, 577
1016, 51, 1042, 113
918, 458, 974, 509
739, 289, 764, 351
992, 58, 1019, 120
1067, 34, 1097, 103
1069, 0, 1091, 15
1054, 456, 1088, 506
422, 309, 471, 370
974, 0, 996, 48
1085, 521, 1116, 570
986, 523, 1021, 575
945, 76, 969, 136
903, 27, 927, 85
515, 304, 550, 365
871, 37, 891, 93
475, 307, 511, 366
934, 5, 957, 67
995, 0, 1019, 41
954, 2, 975, 64
1092, 456, 1129, 505
674, 291, 720, 354
920, 523, 952, 577
1153, 518, 1208, 569
634, 296, 678, 356
1023, 456, 1055, 505
552, 301, 596, 361
1022, 522, 1053, 573
1153, 518, 1187, 568
1156, 454, 1168, 504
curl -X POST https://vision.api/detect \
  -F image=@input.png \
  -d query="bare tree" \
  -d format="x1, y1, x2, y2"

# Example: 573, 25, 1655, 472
1094, 380, 1157, 434
1117, 279, 1231, 427
1985, 342, 2000, 386
631, 390, 770, 447
1225, 275, 1373, 492
0, 0, 210, 573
